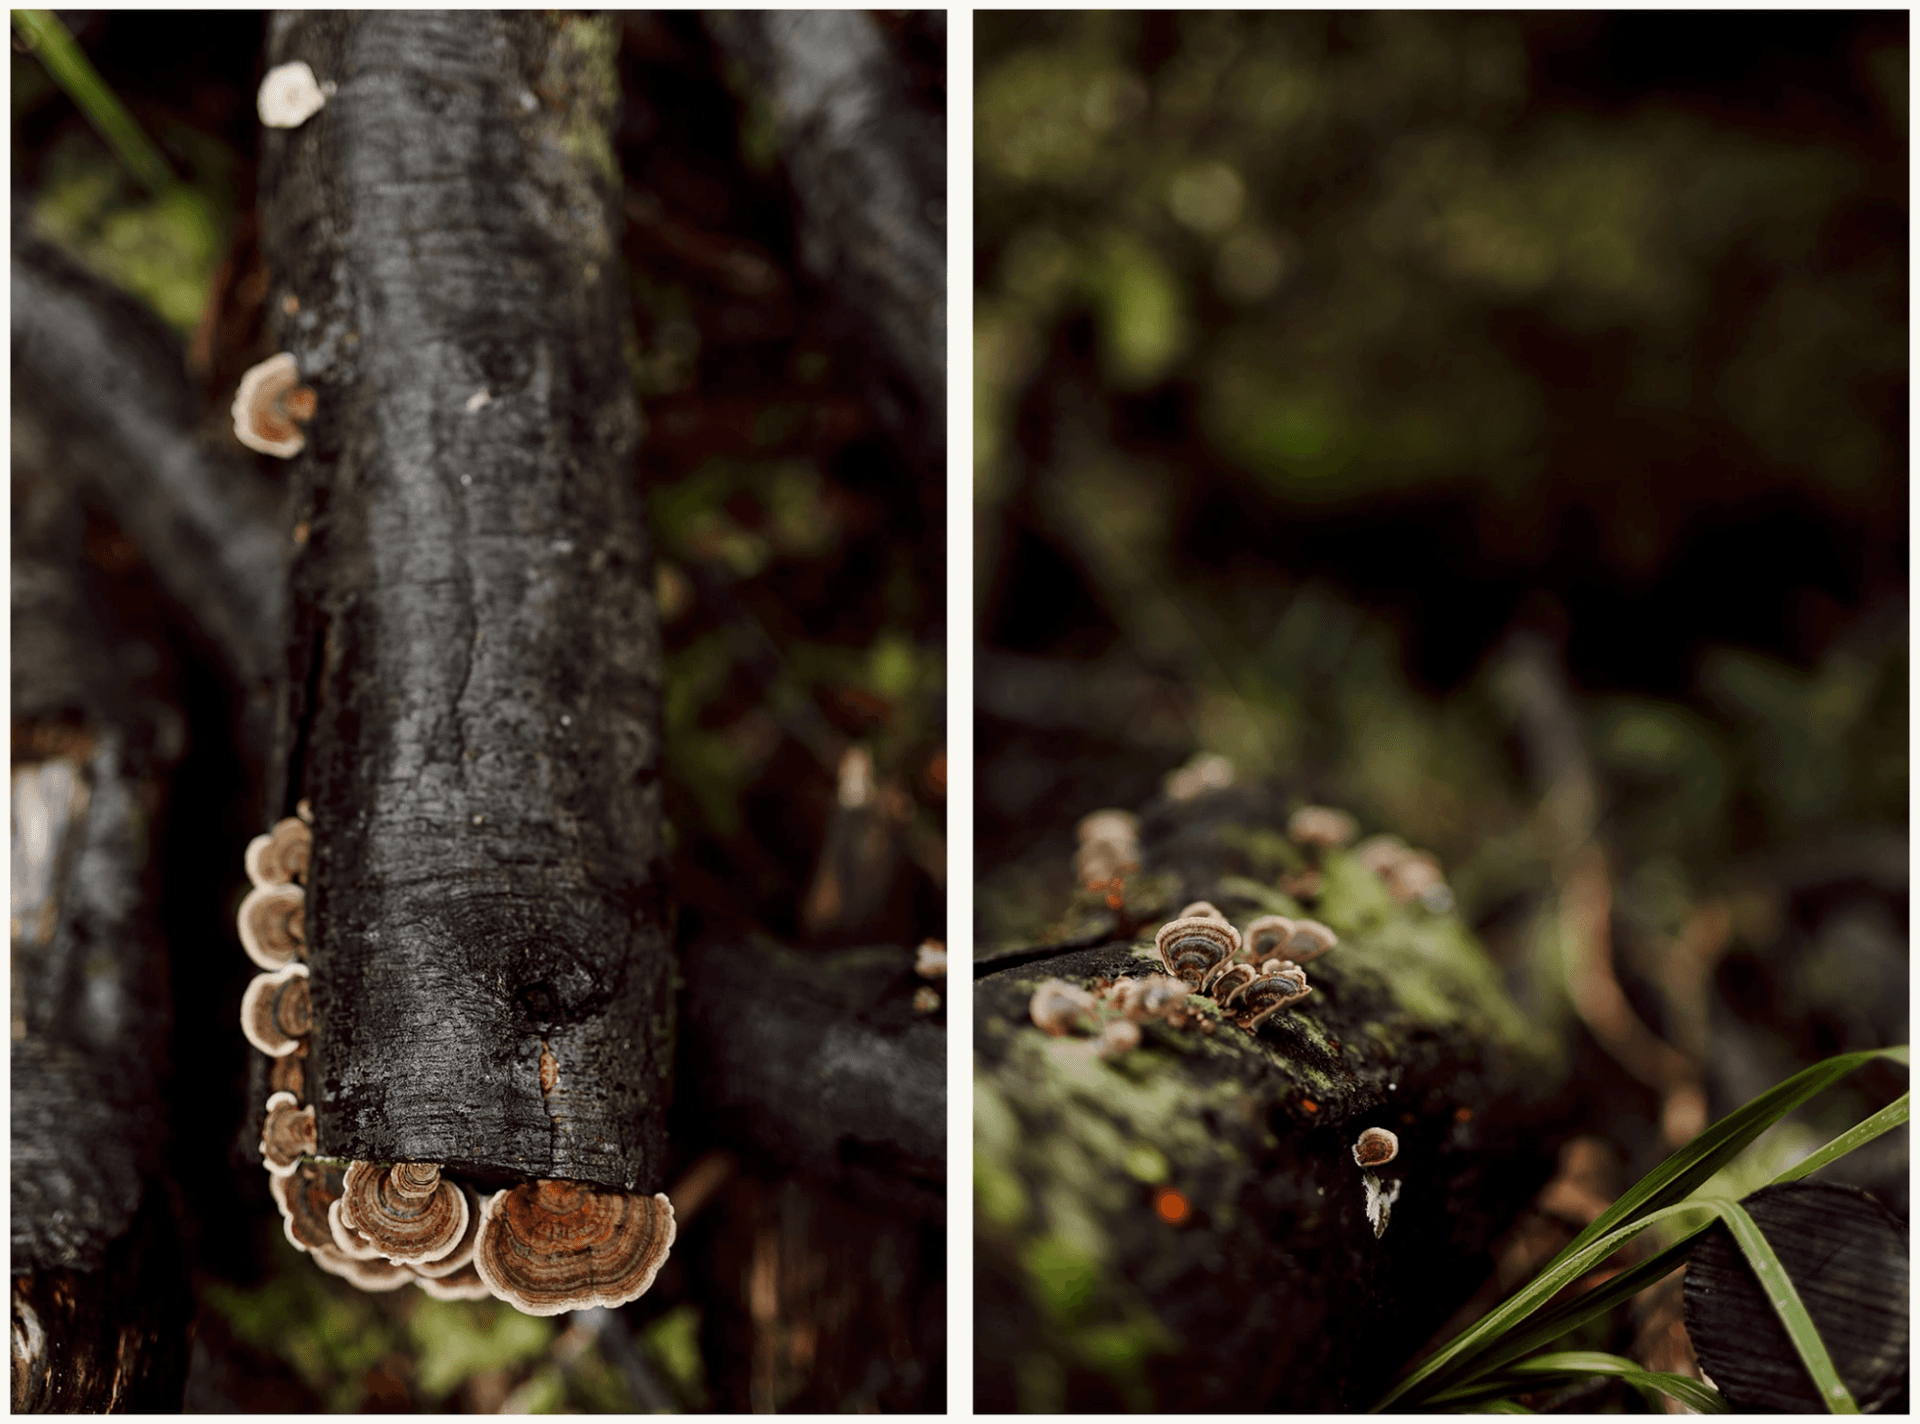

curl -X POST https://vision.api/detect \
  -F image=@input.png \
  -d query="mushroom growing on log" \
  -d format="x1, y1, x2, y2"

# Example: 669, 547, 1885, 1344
256, 11, 672, 1217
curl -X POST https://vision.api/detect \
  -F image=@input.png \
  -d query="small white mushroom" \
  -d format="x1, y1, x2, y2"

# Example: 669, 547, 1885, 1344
257, 61, 328, 129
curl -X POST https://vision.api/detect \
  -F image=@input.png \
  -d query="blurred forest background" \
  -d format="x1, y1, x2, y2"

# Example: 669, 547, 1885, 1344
14, 10, 944, 1411
976, 7, 1905, 1389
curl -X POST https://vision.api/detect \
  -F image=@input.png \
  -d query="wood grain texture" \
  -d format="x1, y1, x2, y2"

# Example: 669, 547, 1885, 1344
259, 12, 669, 1191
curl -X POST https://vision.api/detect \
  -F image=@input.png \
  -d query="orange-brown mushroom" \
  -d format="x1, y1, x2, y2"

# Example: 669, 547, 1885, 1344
310, 1244, 415, 1292
473, 1179, 675, 1317
240, 964, 312, 1057
272, 1159, 345, 1253
238, 882, 306, 971
268, 1042, 308, 1103
410, 1187, 483, 1280
339, 1161, 470, 1266
231, 353, 317, 457
413, 1261, 493, 1301
244, 816, 312, 888
260, 1089, 316, 1175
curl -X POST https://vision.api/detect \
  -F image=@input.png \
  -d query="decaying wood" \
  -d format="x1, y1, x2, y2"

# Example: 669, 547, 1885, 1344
703, 11, 946, 471
974, 784, 1572, 1411
10, 222, 288, 754
258, 11, 670, 1190
10, 445, 189, 1406
679, 938, 945, 1220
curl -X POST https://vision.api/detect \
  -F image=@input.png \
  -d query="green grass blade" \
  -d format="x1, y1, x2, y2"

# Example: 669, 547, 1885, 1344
1708, 1197, 1859, 1414
1376, 1045, 1907, 1409
1375, 1203, 1714, 1409
11, 9, 173, 194
1466, 1401, 1533, 1413
1499, 1352, 1728, 1413
1560, 1046, 1907, 1261
1771, 1093, 1909, 1185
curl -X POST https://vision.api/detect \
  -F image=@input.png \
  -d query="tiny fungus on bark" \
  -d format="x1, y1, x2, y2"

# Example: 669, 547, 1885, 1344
1175, 900, 1230, 924
1095, 1019, 1143, 1057
1287, 805, 1358, 849
1353, 833, 1454, 913
1030, 978, 1099, 1036
1074, 807, 1141, 889
1282, 919, 1338, 966
231, 352, 317, 457
1235, 967, 1313, 1030
1354, 1127, 1403, 1239
1154, 915, 1241, 988
1111, 973, 1191, 1023
244, 816, 311, 887
1353, 1127, 1400, 1168
1203, 961, 1257, 1006
259, 1090, 317, 1175
257, 60, 330, 128
915, 939, 947, 979
1244, 914, 1297, 962
240, 963, 312, 1057
237, 881, 306, 971
339, 1161, 471, 1266
473, 1180, 676, 1317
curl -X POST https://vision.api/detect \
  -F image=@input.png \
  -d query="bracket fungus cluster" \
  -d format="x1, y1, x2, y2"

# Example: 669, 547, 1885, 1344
231, 352, 317, 458
234, 813, 676, 1312
1151, 902, 1333, 1031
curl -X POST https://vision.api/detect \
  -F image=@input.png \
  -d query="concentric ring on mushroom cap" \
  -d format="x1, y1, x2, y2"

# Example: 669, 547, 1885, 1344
1153, 916, 1241, 987
411, 1187, 483, 1279
240, 964, 311, 1057
474, 1179, 676, 1317
245, 816, 312, 888
1354, 1126, 1400, 1168
1243, 914, 1297, 961
1284, 919, 1339, 965
260, 1090, 316, 1175
273, 1159, 346, 1252
238, 882, 306, 970
339, 1161, 470, 1265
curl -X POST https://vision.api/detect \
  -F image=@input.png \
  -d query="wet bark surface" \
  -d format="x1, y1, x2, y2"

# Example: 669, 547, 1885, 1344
258, 11, 671, 1191
678, 937, 945, 1221
974, 785, 1573, 1410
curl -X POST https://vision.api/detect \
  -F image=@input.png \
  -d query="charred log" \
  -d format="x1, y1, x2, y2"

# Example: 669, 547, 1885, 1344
257, 11, 670, 1190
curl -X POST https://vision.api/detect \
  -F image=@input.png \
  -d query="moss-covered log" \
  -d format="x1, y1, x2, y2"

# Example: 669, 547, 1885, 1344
974, 786, 1571, 1411
258, 11, 669, 1191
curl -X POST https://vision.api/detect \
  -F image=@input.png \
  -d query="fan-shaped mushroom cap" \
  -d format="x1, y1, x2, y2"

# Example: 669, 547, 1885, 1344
1154, 916, 1241, 987
328, 1199, 388, 1261
245, 816, 312, 887
1076, 809, 1139, 847
1174, 900, 1230, 924
1131, 975, 1191, 1020
339, 1161, 470, 1265
268, 1043, 307, 1103
474, 1180, 676, 1317
1288, 805, 1359, 849
414, 1261, 493, 1301
1243, 915, 1297, 962
260, 1090, 316, 1175
410, 1187, 483, 1279
238, 882, 306, 970
1238, 968, 1312, 1028
1203, 962, 1257, 1007
273, 1159, 345, 1252
1283, 919, 1339, 966
1354, 1126, 1400, 1169
311, 1244, 415, 1292
257, 60, 328, 128
1029, 979, 1098, 1035
240, 963, 311, 1057
231, 353, 317, 457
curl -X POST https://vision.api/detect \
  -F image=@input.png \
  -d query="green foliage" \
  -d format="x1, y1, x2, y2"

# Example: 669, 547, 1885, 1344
408, 1297, 556, 1402
641, 1303, 710, 1411
13, 9, 172, 193
1375, 1046, 1909, 1413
